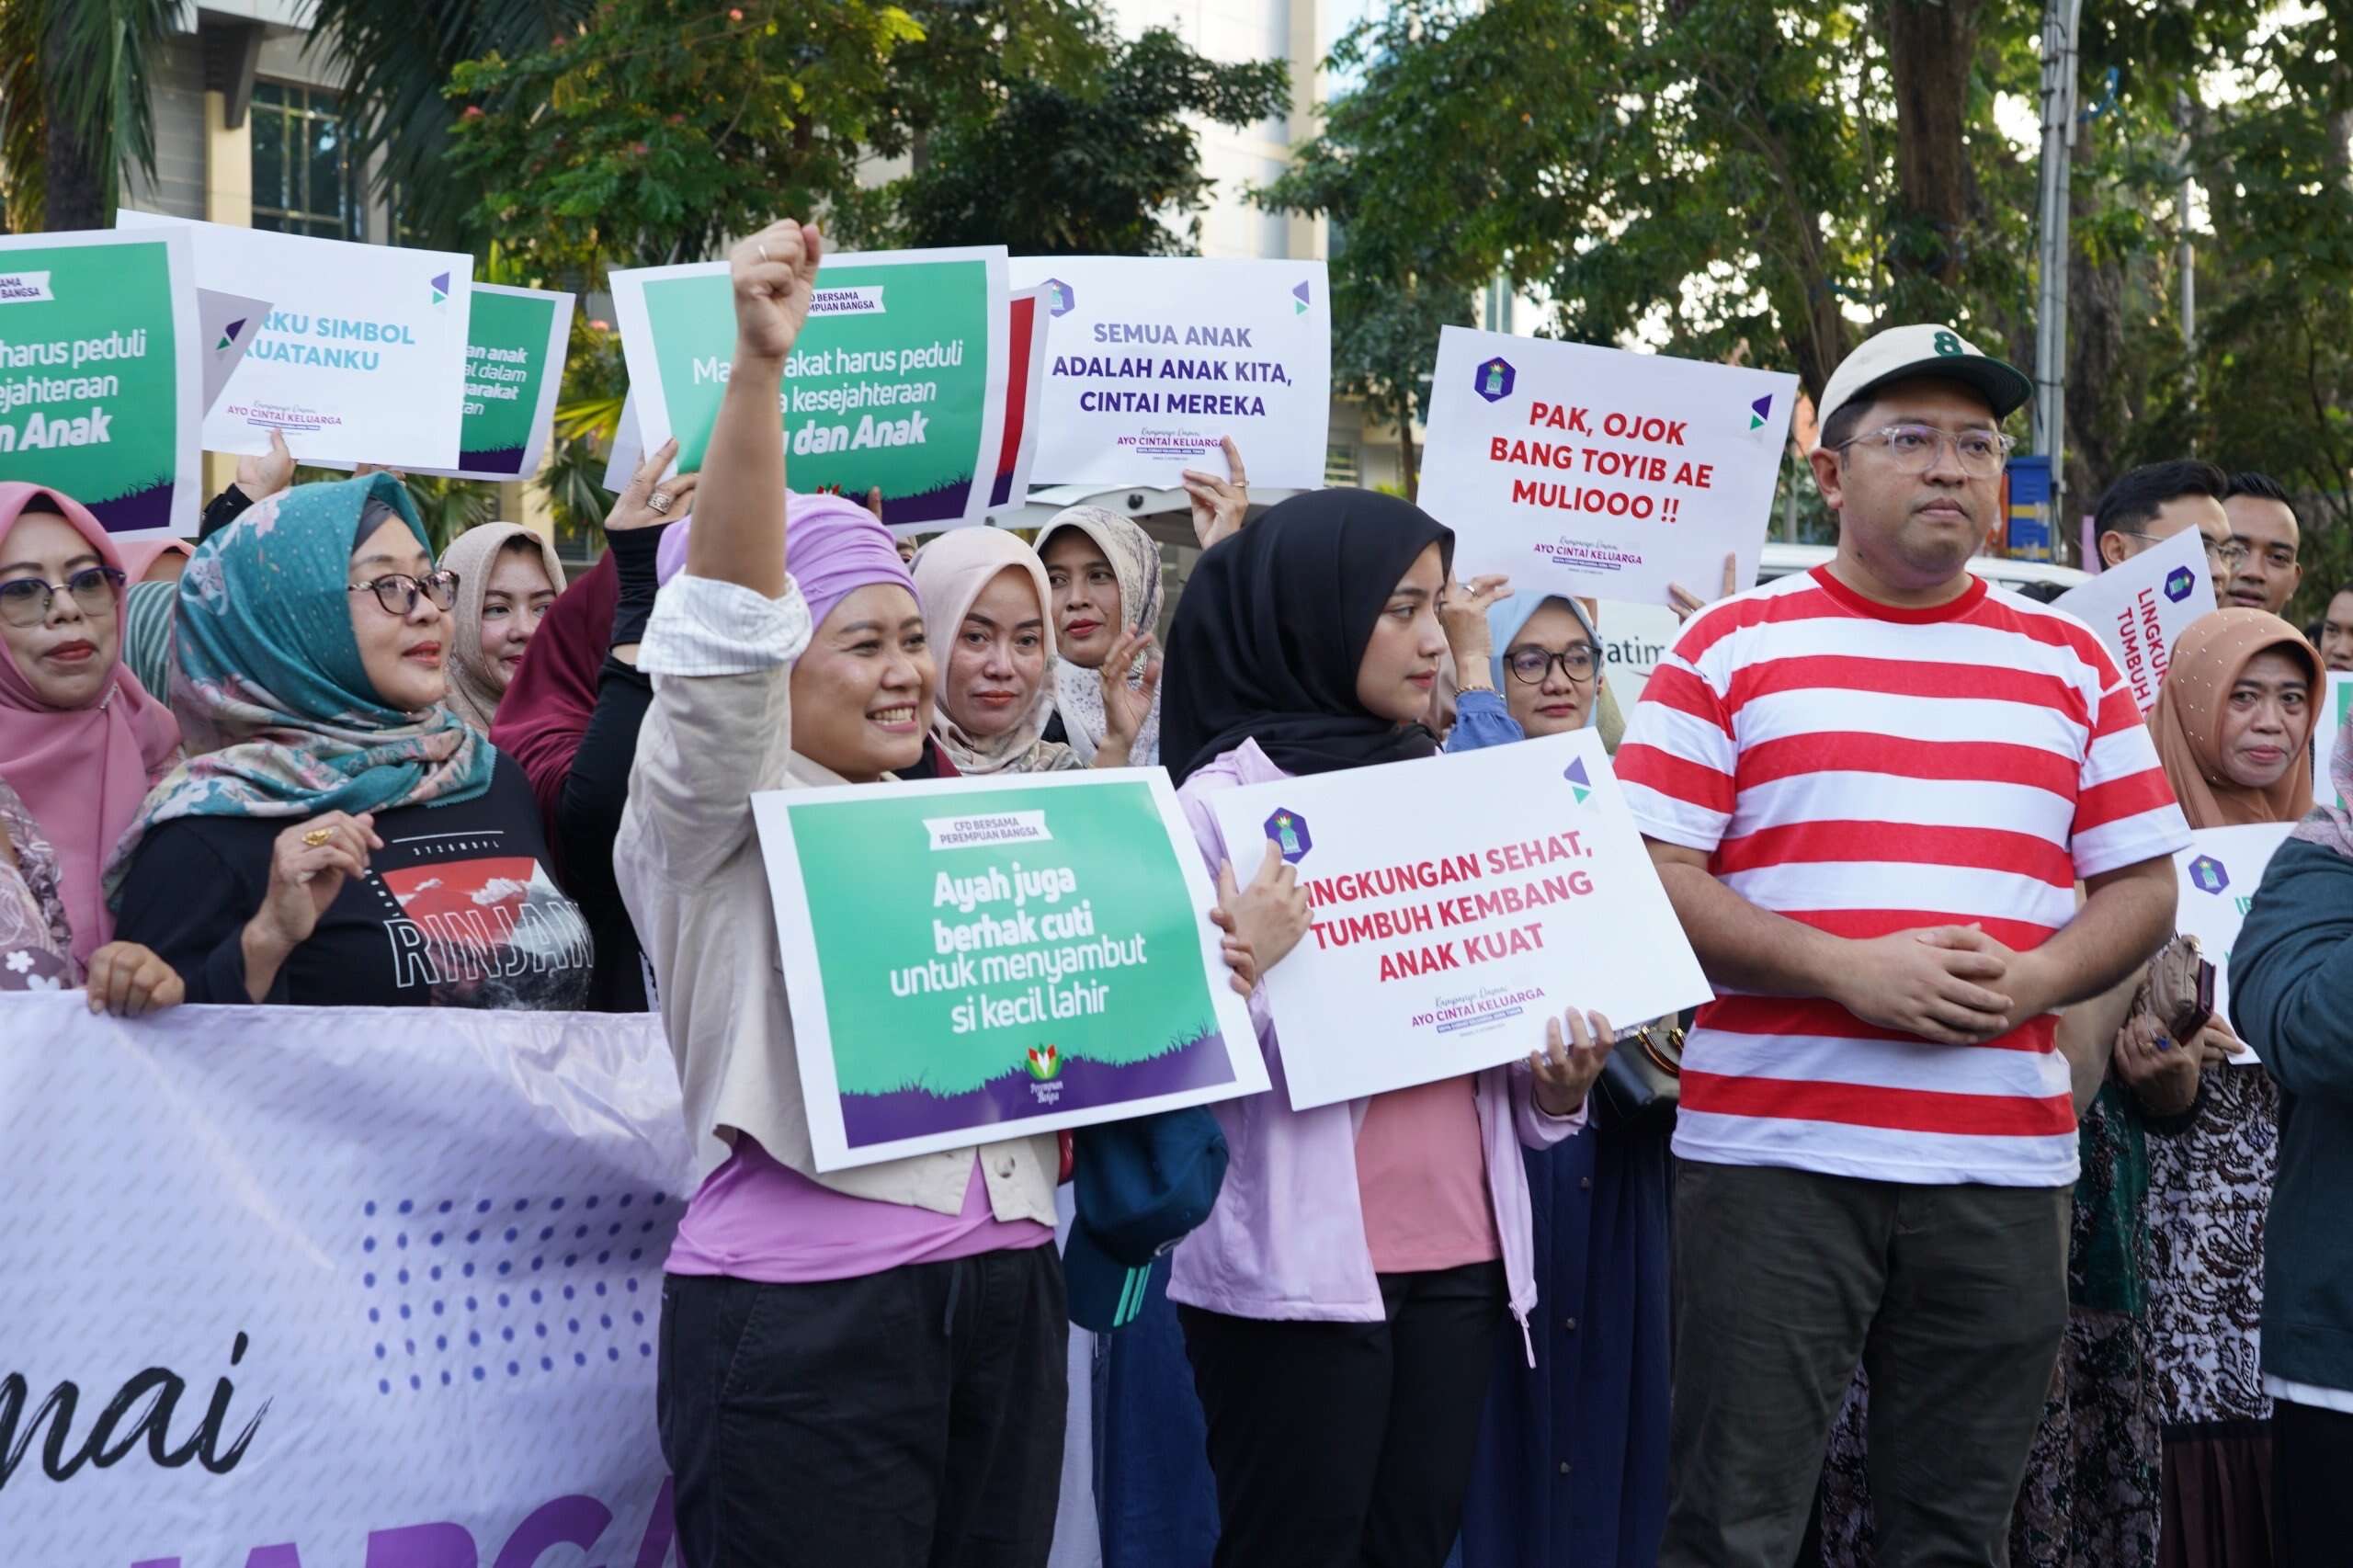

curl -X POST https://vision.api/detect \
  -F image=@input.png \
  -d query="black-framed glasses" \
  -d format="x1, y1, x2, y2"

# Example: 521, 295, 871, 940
1833, 423, 2017, 479
348, 569, 460, 617
0, 565, 125, 628
2121, 531, 2249, 571
1505, 644, 1599, 686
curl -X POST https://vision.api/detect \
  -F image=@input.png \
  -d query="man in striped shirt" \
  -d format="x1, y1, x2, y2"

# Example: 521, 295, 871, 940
1620, 324, 2189, 1567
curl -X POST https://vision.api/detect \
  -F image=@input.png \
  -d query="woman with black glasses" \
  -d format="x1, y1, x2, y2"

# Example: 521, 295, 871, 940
0, 483, 186, 1013
110, 474, 594, 1009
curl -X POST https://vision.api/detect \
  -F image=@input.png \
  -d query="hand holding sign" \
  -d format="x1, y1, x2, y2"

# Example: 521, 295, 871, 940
1093, 628, 1164, 769
1185, 437, 1251, 550
733, 219, 824, 362
234, 428, 295, 502
1530, 1008, 1615, 1117
1215, 839, 1310, 994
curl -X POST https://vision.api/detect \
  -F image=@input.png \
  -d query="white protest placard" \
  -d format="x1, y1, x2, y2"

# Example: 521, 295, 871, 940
0, 226, 202, 537
2313, 672, 2353, 807
1007, 256, 1331, 490
1, 995, 689, 1567
1416, 325, 1798, 608
1208, 730, 1713, 1110
2050, 525, 2216, 714
195, 286, 267, 415
2174, 822, 2295, 1062
117, 209, 473, 469
751, 768, 1268, 1170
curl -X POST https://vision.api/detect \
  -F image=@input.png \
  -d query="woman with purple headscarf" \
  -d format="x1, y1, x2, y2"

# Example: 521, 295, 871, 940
607, 219, 1070, 1568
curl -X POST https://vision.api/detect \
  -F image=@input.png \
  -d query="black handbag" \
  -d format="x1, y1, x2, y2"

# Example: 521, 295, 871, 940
1596, 1016, 1684, 1130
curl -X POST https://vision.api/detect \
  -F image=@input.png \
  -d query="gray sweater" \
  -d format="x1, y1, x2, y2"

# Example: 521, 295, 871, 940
2232, 834, 2353, 1397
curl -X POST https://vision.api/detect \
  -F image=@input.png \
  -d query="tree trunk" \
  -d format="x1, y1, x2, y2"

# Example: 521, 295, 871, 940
40, 12, 107, 232
1879, 0, 1988, 286
1398, 399, 1419, 502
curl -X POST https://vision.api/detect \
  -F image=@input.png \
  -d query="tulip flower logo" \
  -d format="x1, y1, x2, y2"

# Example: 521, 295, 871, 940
1026, 1043, 1063, 1082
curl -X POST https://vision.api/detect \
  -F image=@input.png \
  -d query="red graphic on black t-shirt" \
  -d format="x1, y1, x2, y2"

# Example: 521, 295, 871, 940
379, 858, 593, 1009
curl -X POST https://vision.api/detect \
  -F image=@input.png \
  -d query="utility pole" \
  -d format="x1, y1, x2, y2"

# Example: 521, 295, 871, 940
2032, 0, 2085, 557
2178, 95, 2197, 357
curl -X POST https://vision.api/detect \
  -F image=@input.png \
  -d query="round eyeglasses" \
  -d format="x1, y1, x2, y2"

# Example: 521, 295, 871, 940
1505, 645, 1599, 686
348, 570, 460, 617
0, 565, 125, 628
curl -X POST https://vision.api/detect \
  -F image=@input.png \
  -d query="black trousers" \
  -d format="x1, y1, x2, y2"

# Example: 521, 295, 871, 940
2274, 1397, 2353, 1565
1178, 1260, 1508, 1568
657, 1246, 1067, 1568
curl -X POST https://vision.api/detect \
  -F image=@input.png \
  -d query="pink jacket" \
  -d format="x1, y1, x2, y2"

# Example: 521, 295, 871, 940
1168, 740, 1582, 1353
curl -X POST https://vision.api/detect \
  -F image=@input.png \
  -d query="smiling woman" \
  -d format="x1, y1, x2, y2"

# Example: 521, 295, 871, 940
912, 528, 1083, 775
438, 523, 566, 734
106, 474, 592, 1012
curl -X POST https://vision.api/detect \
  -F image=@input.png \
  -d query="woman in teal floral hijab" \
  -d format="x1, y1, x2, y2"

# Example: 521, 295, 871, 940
107, 473, 494, 892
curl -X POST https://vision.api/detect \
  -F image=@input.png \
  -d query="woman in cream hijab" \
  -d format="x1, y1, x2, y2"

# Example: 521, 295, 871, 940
438, 522, 566, 733
911, 528, 1156, 774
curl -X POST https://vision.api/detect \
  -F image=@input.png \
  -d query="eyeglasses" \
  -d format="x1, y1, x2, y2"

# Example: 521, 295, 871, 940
348, 570, 460, 617
2120, 531, 2249, 570
0, 565, 125, 629
1505, 644, 1599, 686
1833, 424, 2017, 479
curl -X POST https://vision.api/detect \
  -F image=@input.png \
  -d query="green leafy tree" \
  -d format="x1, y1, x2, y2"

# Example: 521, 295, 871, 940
442, 1, 924, 288
0, 0, 176, 232
891, 27, 1290, 256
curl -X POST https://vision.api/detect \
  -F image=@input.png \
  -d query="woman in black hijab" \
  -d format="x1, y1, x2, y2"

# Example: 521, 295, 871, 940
1160, 489, 1614, 1568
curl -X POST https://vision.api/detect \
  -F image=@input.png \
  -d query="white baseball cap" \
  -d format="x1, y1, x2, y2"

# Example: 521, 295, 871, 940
1815, 324, 2032, 436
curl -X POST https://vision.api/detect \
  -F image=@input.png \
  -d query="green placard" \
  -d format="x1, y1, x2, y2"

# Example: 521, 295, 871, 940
0, 230, 199, 534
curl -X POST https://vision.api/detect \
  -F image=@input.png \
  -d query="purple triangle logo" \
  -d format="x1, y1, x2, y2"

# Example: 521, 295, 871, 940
1749, 394, 1773, 430
1563, 758, 1590, 786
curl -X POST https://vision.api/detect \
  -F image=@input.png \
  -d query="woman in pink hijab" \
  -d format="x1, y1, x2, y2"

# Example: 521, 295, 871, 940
0, 483, 188, 1014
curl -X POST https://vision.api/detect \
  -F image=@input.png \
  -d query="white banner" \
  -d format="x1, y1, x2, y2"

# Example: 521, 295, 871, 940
1416, 326, 1797, 608
2050, 526, 2216, 715
0, 997, 694, 1567
2174, 823, 2295, 1062
1007, 256, 1331, 490
1208, 731, 1712, 1110
116, 210, 473, 470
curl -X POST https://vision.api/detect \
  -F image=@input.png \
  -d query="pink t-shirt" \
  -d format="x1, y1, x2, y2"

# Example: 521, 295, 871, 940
665, 1135, 1054, 1285
1354, 1075, 1502, 1274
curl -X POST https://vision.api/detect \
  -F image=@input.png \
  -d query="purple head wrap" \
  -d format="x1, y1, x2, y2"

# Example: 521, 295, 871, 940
656, 491, 916, 630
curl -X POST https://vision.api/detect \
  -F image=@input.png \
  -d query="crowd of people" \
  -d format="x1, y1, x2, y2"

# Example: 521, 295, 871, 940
6, 216, 2353, 1568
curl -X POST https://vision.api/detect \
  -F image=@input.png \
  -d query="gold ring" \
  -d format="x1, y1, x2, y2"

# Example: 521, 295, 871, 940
648, 491, 671, 514
302, 827, 334, 847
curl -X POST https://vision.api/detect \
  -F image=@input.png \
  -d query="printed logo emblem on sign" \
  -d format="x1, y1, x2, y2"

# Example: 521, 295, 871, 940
809, 286, 887, 317
2188, 854, 2230, 894
0, 269, 54, 303
1026, 1042, 1064, 1103
1474, 358, 1517, 404
1292, 280, 1312, 315
924, 811, 1053, 850
2165, 566, 2196, 603
429, 271, 449, 307
1044, 278, 1076, 317
218, 317, 247, 351
1748, 394, 1774, 431
1266, 809, 1313, 864
1563, 756, 1593, 805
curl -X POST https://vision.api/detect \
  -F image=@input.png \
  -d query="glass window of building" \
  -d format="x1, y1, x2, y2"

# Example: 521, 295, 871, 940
251, 82, 363, 239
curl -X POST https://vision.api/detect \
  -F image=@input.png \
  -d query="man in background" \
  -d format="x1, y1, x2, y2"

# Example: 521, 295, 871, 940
2093, 460, 2235, 603
2222, 471, 2303, 614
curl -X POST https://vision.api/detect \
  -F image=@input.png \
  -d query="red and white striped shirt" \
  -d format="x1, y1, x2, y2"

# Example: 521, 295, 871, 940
1617, 566, 2189, 1187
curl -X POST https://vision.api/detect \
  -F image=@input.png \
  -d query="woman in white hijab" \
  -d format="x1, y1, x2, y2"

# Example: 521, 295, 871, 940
911, 528, 1156, 775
